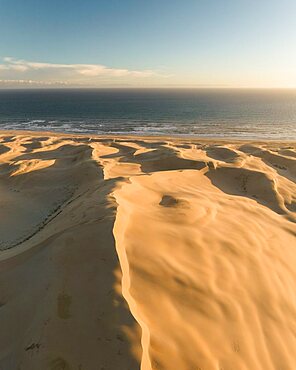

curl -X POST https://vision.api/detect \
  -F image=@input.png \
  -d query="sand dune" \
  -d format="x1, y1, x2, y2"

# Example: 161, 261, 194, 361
0, 132, 295, 370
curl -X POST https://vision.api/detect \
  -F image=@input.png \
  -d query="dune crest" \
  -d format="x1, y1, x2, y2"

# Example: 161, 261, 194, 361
0, 132, 295, 370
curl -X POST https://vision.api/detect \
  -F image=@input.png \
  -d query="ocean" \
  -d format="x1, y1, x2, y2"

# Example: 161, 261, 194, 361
0, 88, 295, 139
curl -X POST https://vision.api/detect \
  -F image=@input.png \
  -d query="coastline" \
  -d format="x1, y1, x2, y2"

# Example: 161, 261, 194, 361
1, 128, 296, 144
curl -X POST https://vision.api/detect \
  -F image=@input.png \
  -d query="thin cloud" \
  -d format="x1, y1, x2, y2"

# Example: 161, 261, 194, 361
0, 79, 70, 86
0, 57, 156, 78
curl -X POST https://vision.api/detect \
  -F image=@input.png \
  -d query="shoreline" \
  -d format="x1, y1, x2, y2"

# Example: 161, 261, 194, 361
1, 128, 295, 144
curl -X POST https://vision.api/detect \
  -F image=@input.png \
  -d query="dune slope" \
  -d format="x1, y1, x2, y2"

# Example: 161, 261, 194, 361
0, 132, 295, 370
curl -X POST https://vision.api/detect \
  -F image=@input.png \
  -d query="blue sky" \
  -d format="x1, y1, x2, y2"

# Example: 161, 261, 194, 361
0, 0, 295, 87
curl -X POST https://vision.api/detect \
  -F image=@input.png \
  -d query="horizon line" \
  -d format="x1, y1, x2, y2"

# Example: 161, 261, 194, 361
1, 86, 296, 90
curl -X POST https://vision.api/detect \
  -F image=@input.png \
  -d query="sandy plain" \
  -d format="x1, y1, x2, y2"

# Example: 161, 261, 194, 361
0, 131, 295, 370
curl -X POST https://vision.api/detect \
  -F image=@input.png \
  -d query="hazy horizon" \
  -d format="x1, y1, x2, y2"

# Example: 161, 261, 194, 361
1, 87, 296, 91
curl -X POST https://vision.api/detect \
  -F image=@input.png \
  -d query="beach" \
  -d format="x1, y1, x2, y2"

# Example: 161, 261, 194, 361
0, 131, 295, 370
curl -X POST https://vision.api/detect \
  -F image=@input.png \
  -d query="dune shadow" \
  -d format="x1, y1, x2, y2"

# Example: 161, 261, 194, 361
0, 136, 16, 143
206, 146, 239, 163
206, 166, 285, 215
239, 145, 296, 182
117, 143, 207, 173
0, 145, 10, 155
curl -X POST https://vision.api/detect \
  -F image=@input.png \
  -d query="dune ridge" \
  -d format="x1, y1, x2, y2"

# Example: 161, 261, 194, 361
0, 131, 295, 370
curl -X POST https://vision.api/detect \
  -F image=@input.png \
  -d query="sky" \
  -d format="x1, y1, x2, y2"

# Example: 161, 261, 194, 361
0, 0, 296, 88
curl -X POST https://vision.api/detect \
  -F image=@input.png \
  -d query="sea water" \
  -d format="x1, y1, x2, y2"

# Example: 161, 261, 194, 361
0, 88, 295, 139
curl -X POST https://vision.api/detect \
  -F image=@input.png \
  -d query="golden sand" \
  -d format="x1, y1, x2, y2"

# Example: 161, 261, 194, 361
0, 131, 295, 370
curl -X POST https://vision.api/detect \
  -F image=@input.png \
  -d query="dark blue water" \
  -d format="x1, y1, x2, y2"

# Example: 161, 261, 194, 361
0, 88, 295, 139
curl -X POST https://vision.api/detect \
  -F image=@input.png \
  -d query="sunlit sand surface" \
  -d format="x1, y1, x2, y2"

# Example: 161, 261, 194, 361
0, 131, 295, 370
